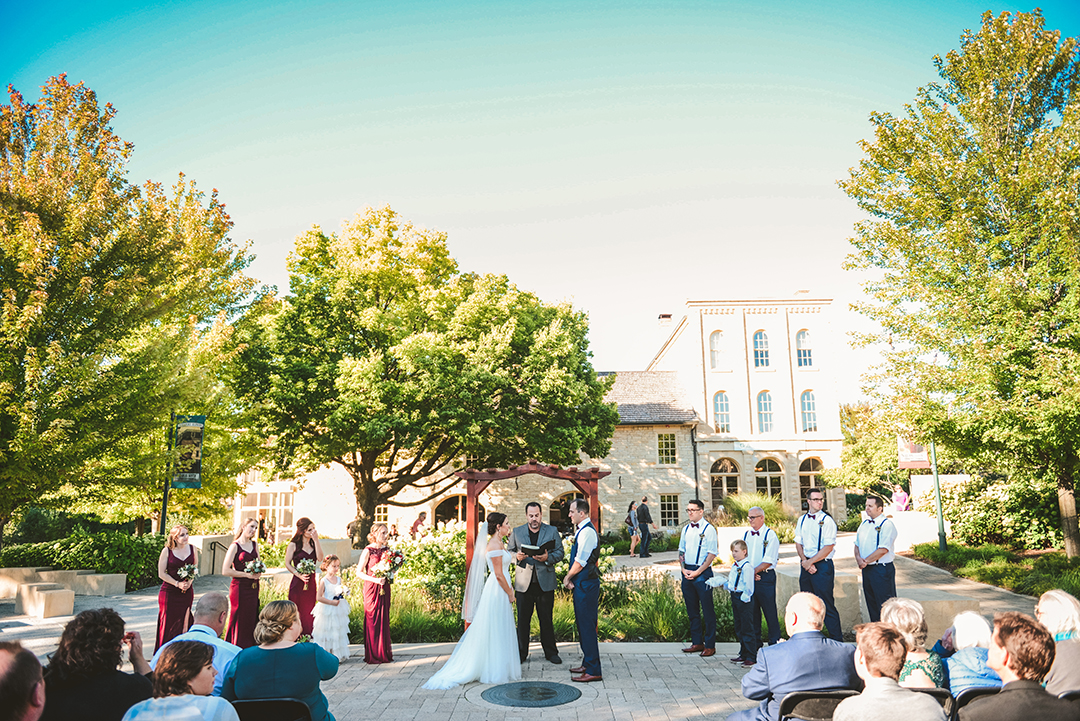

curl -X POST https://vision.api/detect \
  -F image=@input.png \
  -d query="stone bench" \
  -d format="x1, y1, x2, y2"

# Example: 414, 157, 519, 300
70, 570, 127, 597
0, 567, 52, 599
15, 582, 75, 618
776, 564, 862, 635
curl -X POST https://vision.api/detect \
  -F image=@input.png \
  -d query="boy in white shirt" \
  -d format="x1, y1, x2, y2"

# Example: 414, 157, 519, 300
727, 539, 757, 666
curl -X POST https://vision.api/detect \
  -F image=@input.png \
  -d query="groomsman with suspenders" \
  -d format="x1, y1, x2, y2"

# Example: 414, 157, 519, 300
679, 499, 719, 657
743, 506, 781, 646
563, 499, 602, 682
795, 488, 843, 640
854, 495, 898, 622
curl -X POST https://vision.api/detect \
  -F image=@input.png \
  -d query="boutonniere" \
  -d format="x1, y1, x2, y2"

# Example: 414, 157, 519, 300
818, 518, 825, 527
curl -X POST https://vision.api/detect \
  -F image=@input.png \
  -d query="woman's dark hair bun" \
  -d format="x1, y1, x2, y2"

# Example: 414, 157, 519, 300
486, 512, 507, 536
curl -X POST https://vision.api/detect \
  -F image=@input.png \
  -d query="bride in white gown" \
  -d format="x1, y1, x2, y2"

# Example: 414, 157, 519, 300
423, 512, 522, 689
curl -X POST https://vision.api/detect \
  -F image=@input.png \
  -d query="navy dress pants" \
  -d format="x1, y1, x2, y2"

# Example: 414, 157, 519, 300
862, 562, 897, 622
799, 558, 843, 640
573, 576, 601, 676
752, 569, 781, 645
680, 566, 715, 649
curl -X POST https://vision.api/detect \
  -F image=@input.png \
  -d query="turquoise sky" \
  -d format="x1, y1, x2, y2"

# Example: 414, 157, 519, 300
5, 1, 1080, 399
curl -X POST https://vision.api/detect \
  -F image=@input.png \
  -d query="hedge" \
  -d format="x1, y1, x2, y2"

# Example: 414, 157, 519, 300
0, 530, 165, 591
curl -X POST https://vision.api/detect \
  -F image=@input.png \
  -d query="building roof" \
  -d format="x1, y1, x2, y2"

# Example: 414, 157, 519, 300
602, 371, 699, 425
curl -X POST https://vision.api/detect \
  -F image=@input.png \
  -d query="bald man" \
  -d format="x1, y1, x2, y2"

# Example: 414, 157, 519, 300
727, 592, 860, 721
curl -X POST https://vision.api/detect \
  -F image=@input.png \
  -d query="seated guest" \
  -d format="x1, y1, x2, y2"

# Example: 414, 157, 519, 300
932, 611, 1001, 694
959, 612, 1074, 721
0, 641, 46, 721
1035, 589, 1080, 696
151, 591, 240, 696
881, 597, 945, 688
123, 641, 238, 721
41, 608, 152, 721
221, 600, 339, 721
834, 622, 946, 721
727, 592, 860, 721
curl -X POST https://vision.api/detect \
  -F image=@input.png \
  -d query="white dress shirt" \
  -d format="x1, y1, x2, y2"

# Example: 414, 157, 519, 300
855, 515, 897, 564
725, 558, 755, 603
573, 517, 599, 566
796, 512, 837, 560
743, 525, 779, 570
679, 521, 718, 567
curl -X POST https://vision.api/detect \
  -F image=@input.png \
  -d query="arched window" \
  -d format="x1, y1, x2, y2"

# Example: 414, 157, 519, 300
796, 329, 812, 367
799, 458, 825, 511
550, 492, 584, 535
757, 391, 773, 433
755, 458, 783, 499
800, 390, 818, 432
753, 331, 770, 368
711, 458, 739, 511
434, 495, 486, 526
709, 330, 723, 368
713, 391, 731, 433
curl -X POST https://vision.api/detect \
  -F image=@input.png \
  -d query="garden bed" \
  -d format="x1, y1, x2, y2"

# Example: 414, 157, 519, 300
906, 543, 1080, 599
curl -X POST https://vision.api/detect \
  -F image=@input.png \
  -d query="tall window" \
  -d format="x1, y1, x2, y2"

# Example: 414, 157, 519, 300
755, 459, 783, 499
375, 505, 389, 524
799, 458, 825, 511
711, 458, 739, 511
659, 494, 680, 527
239, 488, 295, 543
434, 495, 486, 526
753, 331, 770, 368
550, 492, 584, 534
800, 390, 818, 432
713, 391, 731, 433
757, 391, 774, 433
709, 330, 723, 368
796, 329, 813, 367
657, 433, 677, 464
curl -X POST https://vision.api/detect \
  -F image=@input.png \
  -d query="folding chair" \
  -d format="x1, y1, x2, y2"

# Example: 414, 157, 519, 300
231, 698, 313, 721
777, 689, 860, 721
949, 686, 999, 721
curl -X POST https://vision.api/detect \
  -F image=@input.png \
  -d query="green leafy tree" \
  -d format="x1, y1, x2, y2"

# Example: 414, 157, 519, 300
233, 206, 619, 545
840, 11, 1080, 555
0, 76, 256, 549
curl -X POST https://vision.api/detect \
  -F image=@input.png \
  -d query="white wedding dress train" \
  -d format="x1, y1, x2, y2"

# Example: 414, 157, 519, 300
422, 549, 522, 689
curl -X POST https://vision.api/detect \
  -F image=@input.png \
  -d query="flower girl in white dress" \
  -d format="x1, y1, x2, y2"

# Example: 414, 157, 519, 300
311, 554, 351, 660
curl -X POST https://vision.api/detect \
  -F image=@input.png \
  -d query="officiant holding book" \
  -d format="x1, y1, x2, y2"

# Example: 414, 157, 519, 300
508, 502, 565, 664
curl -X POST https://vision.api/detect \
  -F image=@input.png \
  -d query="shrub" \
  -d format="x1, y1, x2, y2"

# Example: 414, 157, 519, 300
0, 530, 164, 590
8, 507, 137, 544
714, 493, 791, 528
915, 475, 1061, 550
1015, 553, 1080, 598
258, 541, 289, 569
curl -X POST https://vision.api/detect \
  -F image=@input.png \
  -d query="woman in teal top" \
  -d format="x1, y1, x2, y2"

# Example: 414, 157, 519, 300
221, 600, 339, 721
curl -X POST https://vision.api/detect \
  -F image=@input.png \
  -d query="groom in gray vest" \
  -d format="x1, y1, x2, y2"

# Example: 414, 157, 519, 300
508, 501, 565, 664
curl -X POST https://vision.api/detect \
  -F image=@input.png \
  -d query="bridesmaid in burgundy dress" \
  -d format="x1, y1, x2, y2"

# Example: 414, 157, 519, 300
155, 525, 197, 648
222, 517, 263, 648
286, 517, 323, 636
356, 522, 393, 663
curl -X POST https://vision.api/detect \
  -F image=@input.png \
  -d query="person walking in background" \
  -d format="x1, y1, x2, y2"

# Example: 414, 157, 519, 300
507, 501, 565, 664
678, 499, 718, 658
832, 622, 946, 721
1035, 589, 1080, 696
285, 517, 324, 636
637, 496, 657, 558
151, 592, 240, 697
155, 524, 197, 649
410, 512, 428, 539
960, 612, 1075, 721
795, 488, 842, 639
855, 496, 898, 622
626, 501, 640, 557
355, 523, 394, 664
744, 506, 781, 646
222, 518, 262, 649
564, 499, 602, 682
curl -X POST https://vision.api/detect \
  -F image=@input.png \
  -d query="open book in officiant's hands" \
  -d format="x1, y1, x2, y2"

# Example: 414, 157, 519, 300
520, 539, 557, 556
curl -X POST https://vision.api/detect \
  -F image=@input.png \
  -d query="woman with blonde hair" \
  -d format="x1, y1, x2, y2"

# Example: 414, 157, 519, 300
155, 524, 198, 648
1036, 589, 1080, 695
221, 600, 339, 721
355, 522, 393, 663
880, 597, 945, 688
221, 517, 262, 648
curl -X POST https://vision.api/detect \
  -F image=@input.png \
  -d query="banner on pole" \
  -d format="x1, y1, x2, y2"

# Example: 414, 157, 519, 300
897, 436, 931, 469
172, 415, 206, 488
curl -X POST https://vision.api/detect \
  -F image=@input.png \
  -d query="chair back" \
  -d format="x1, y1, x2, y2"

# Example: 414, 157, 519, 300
778, 690, 859, 721
949, 686, 999, 721
910, 686, 952, 708
232, 698, 313, 721
1060, 689, 1080, 701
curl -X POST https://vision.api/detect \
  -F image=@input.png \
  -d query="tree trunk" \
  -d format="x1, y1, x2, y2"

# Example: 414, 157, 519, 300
1058, 484, 1079, 558
0, 516, 6, 555
352, 476, 380, 550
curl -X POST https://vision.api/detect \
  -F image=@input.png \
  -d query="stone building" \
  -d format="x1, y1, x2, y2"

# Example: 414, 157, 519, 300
232, 294, 844, 541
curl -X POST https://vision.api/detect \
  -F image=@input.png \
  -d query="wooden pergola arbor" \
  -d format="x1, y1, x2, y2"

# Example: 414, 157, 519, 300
456, 460, 611, 567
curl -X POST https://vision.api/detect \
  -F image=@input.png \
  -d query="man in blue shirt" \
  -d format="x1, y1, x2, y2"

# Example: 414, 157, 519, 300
150, 591, 240, 696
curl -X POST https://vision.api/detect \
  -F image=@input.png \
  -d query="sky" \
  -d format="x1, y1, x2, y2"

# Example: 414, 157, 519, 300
5, 0, 1080, 401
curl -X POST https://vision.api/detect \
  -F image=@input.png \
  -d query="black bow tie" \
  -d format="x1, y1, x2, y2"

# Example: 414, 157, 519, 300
808, 515, 816, 520
689, 522, 699, 528
751, 530, 760, 536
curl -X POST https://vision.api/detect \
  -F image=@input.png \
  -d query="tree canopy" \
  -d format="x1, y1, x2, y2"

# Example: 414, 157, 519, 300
233, 206, 619, 544
0, 76, 257, 545
840, 11, 1080, 554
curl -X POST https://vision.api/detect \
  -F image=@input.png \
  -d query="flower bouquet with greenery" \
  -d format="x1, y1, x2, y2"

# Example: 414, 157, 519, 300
295, 558, 318, 590
371, 549, 405, 595
244, 559, 267, 589
176, 564, 198, 592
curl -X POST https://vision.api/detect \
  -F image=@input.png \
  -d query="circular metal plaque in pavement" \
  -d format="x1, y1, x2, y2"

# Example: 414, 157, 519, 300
480, 681, 582, 708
